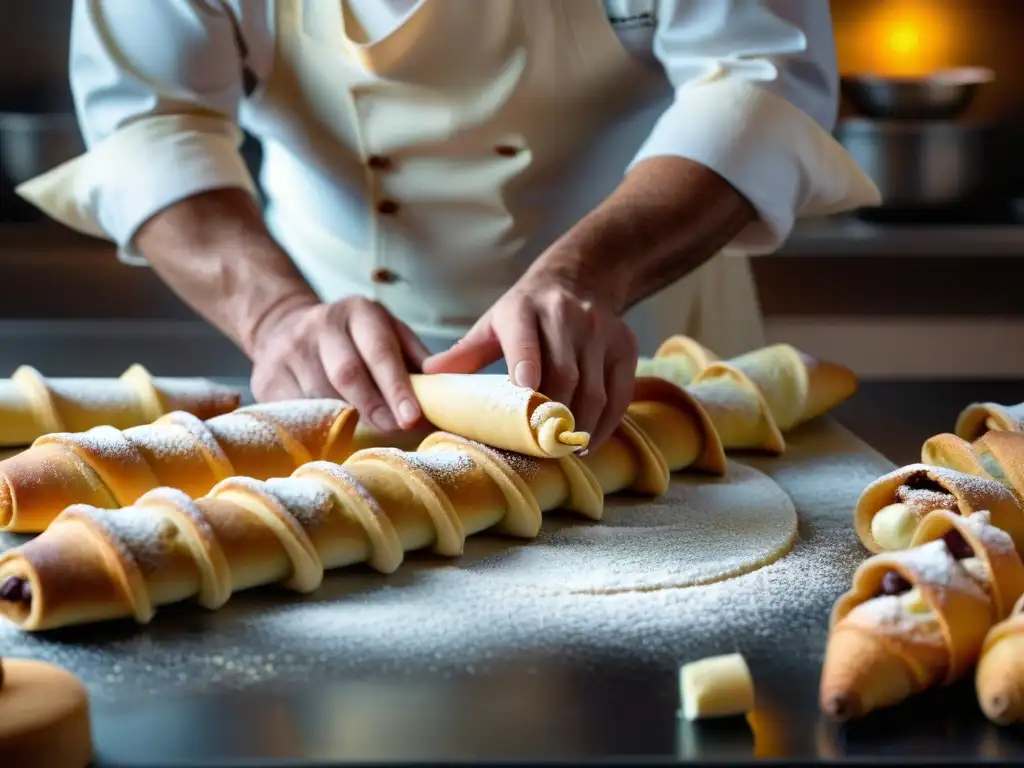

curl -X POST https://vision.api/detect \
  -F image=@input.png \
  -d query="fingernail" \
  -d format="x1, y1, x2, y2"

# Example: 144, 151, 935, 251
370, 406, 397, 433
514, 361, 540, 390
398, 399, 418, 426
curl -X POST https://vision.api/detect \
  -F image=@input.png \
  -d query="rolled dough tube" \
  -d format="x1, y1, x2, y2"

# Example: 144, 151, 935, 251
720, 344, 858, 432
922, 430, 1024, 507
409, 374, 589, 458
0, 377, 726, 631
0, 364, 240, 448
820, 510, 1024, 722
854, 463, 1024, 554
955, 401, 1024, 442
0, 399, 360, 533
635, 334, 718, 388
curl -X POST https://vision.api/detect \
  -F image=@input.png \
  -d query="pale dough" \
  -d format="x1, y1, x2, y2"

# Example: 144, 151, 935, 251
680, 652, 756, 720
456, 459, 797, 594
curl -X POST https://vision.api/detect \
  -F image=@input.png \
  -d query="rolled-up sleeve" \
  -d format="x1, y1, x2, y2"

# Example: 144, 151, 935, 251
17, 0, 264, 263
631, 0, 881, 253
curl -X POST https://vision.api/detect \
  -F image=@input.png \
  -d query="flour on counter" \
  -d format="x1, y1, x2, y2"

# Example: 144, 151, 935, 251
0, 419, 894, 704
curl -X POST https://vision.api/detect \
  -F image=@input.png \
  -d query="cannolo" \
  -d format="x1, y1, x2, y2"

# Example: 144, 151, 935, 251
820, 510, 1024, 721
853, 464, 1024, 554
922, 430, 1024, 506
955, 401, 1024, 442
0, 378, 725, 631
635, 335, 718, 388
0, 364, 240, 447
720, 344, 858, 432
976, 592, 1024, 725
0, 399, 359, 533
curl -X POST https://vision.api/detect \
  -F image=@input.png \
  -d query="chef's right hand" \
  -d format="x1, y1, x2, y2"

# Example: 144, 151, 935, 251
249, 297, 429, 432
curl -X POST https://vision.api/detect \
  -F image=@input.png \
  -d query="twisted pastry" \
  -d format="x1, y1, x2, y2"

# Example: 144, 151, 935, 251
977, 592, 1024, 725
639, 341, 857, 454
0, 364, 240, 447
820, 509, 1024, 721
635, 334, 718, 388
714, 344, 858, 433
0, 399, 359, 533
409, 374, 589, 458
0, 377, 725, 631
955, 401, 1024, 442
853, 464, 1023, 554
922, 430, 1024, 506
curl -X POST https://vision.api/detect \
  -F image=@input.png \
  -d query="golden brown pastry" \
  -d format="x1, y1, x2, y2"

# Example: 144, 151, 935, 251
0, 364, 240, 447
719, 344, 858, 432
0, 657, 92, 768
976, 592, 1024, 725
409, 374, 589, 458
955, 401, 1024, 442
635, 334, 718, 388
853, 463, 1024, 554
0, 377, 724, 631
922, 430, 1024, 506
820, 509, 1024, 721
0, 399, 359, 533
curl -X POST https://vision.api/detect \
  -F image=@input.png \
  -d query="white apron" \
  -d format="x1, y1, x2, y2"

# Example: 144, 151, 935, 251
248, 0, 764, 358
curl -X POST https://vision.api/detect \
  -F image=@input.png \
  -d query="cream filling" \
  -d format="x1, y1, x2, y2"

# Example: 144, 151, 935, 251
871, 503, 919, 551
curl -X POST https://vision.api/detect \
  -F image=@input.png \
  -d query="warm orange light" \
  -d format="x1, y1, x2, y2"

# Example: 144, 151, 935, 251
837, 1, 956, 77
887, 24, 921, 56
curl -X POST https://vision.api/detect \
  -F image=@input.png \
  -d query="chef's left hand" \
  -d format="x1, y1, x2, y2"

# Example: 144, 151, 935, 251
421, 266, 637, 451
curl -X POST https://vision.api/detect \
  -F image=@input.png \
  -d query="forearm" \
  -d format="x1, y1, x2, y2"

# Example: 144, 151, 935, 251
134, 188, 319, 357
534, 156, 756, 313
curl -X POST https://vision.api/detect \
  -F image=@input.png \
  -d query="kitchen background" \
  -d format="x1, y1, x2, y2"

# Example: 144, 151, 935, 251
0, 0, 1021, 403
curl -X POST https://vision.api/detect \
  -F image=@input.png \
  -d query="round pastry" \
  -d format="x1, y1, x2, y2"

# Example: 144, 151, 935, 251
0, 657, 92, 768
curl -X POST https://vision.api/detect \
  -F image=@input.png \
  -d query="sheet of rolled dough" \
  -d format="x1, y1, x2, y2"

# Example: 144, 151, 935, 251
455, 458, 798, 593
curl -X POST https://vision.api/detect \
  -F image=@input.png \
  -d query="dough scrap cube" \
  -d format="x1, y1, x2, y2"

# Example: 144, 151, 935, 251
679, 652, 755, 721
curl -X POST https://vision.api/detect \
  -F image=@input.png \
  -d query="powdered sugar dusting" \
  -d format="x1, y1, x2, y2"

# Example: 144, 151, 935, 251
46, 379, 139, 417
84, 507, 179, 576
0, 419, 894, 709
263, 477, 336, 530
403, 452, 476, 484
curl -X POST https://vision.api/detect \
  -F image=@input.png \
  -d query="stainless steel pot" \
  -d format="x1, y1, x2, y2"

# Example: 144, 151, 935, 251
835, 118, 990, 208
841, 68, 994, 121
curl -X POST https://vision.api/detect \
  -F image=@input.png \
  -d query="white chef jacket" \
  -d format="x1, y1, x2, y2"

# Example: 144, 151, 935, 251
21, 0, 878, 357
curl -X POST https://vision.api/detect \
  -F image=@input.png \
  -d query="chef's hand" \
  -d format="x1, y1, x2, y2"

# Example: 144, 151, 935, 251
421, 269, 637, 451
250, 297, 429, 433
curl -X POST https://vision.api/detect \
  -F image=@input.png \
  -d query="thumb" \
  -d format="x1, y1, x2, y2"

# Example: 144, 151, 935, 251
421, 318, 502, 374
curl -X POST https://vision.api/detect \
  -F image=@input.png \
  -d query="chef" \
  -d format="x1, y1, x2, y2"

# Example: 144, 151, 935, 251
19, 0, 878, 450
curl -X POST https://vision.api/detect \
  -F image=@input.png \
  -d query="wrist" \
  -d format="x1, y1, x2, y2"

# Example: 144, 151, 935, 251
240, 291, 320, 360
529, 246, 631, 315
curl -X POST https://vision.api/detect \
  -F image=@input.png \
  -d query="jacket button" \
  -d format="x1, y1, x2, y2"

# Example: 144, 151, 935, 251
371, 268, 399, 284
367, 155, 393, 171
376, 199, 400, 215
494, 144, 520, 157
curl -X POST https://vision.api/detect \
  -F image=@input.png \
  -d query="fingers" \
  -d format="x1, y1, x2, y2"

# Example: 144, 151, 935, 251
348, 301, 422, 430
421, 318, 502, 375
492, 302, 542, 390
570, 318, 607, 439
391, 315, 430, 372
591, 333, 638, 451
318, 323, 398, 432
536, 304, 579, 406
290, 355, 340, 398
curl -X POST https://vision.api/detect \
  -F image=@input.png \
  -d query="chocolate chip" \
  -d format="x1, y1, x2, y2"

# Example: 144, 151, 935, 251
943, 529, 974, 560
0, 576, 30, 603
880, 570, 911, 595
